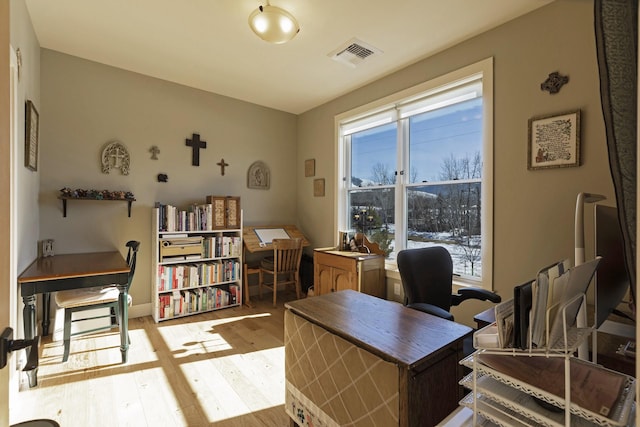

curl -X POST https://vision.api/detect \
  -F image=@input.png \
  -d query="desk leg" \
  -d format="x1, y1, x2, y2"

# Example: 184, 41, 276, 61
117, 285, 129, 363
22, 294, 38, 387
42, 292, 51, 336
243, 263, 254, 308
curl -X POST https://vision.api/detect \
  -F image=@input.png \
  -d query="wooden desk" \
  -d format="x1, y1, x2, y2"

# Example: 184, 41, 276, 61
473, 305, 495, 329
242, 225, 309, 307
284, 290, 472, 427
242, 224, 310, 253
18, 251, 130, 387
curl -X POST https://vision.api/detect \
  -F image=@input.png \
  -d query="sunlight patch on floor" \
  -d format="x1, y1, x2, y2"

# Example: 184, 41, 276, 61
179, 346, 285, 424
157, 312, 273, 357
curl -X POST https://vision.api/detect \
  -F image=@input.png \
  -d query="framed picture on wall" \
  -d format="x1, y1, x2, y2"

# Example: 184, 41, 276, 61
528, 110, 580, 170
305, 159, 315, 177
25, 100, 39, 171
314, 178, 325, 197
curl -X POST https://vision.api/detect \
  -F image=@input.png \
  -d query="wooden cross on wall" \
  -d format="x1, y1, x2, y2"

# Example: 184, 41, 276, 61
217, 158, 229, 176
186, 133, 206, 166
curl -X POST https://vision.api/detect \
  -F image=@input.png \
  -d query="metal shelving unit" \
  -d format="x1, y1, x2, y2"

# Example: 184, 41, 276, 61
463, 293, 636, 427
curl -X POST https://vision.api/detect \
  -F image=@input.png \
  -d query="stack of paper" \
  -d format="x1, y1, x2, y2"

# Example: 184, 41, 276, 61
530, 259, 571, 348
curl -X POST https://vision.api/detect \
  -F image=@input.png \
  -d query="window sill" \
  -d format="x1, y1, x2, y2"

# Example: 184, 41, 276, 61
384, 261, 489, 291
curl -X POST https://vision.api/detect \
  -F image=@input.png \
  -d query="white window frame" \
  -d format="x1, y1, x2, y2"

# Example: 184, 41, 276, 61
335, 58, 494, 290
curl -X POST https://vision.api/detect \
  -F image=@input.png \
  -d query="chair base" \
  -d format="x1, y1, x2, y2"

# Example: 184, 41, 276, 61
61, 303, 122, 362
11, 420, 60, 427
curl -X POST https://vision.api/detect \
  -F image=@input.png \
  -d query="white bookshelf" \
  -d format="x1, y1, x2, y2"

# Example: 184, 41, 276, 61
151, 207, 242, 322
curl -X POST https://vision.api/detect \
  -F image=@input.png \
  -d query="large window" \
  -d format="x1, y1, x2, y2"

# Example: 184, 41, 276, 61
337, 58, 493, 288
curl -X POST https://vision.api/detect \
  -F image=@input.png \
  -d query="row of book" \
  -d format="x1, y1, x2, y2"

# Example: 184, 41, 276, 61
157, 261, 241, 291
156, 203, 219, 232
203, 236, 241, 258
158, 285, 240, 319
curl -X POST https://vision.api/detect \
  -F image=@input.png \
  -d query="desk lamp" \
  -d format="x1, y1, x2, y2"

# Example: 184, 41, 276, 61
574, 192, 606, 360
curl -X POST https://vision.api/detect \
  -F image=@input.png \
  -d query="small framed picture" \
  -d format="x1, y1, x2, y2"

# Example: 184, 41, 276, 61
528, 110, 580, 170
305, 159, 315, 177
314, 178, 325, 197
39, 239, 54, 258
25, 100, 39, 171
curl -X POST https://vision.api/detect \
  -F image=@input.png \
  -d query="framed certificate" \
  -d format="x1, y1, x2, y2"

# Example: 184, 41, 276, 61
528, 110, 580, 170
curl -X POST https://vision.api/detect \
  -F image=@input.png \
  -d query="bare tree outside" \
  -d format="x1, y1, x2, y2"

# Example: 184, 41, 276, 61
349, 153, 482, 276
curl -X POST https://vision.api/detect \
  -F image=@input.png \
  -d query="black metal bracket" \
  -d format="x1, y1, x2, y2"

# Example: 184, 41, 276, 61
0, 327, 39, 371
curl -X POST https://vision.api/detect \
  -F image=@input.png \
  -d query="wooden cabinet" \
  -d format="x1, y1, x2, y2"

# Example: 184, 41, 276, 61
284, 290, 472, 427
313, 249, 385, 298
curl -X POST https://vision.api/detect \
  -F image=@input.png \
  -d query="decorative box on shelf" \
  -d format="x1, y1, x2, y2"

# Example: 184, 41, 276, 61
205, 195, 241, 229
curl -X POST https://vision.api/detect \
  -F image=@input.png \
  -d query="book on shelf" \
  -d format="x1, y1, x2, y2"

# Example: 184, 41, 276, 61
156, 203, 222, 232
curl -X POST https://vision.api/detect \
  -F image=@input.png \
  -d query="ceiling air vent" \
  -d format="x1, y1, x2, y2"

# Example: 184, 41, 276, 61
329, 38, 382, 68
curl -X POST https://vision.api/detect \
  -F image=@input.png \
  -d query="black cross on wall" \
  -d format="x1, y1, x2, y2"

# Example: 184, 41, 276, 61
186, 133, 206, 166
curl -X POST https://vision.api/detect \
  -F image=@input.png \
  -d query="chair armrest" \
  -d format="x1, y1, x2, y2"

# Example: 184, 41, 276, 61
451, 288, 501, 306
406, 302, 454, 321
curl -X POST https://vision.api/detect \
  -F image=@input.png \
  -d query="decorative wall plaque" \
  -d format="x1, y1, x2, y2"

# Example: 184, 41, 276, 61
540, 71, 569, 94
247, 161, 270, 189
101, 141, 130, 175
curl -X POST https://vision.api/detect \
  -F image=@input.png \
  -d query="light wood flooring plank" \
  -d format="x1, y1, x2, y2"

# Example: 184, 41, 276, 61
10, 292, 298, 426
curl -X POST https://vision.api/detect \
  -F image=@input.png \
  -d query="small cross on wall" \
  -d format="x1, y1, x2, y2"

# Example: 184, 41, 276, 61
217, 158, 229, 176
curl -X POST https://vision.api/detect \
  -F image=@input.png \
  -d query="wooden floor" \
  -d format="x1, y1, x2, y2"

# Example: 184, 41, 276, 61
11, 292, 298, 427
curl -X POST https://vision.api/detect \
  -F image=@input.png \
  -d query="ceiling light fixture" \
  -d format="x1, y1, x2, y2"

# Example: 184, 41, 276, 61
248, 2, 300, 44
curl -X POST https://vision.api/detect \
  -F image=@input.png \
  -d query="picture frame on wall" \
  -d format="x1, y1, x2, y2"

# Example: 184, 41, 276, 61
314, 178, 325, 197
528, 109, 580, 170
25, 100, 39, 171
305, 159, 315, 177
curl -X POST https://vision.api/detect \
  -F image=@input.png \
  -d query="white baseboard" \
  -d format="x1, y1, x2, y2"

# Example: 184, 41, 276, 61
128, 302, 151, 319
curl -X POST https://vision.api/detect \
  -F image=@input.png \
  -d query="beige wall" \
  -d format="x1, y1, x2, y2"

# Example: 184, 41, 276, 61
297, 0, 614, 326
39, 50, 298, 309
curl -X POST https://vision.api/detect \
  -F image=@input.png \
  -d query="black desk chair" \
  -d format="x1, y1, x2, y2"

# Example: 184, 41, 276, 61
55, 240, 140, 362
397, 246, 501, 355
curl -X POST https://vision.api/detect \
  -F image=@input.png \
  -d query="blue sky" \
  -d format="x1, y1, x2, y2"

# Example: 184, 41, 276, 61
351, 98, 483, 184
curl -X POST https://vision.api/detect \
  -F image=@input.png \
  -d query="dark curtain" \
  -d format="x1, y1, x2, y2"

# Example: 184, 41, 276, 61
595, 0, 638, 303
